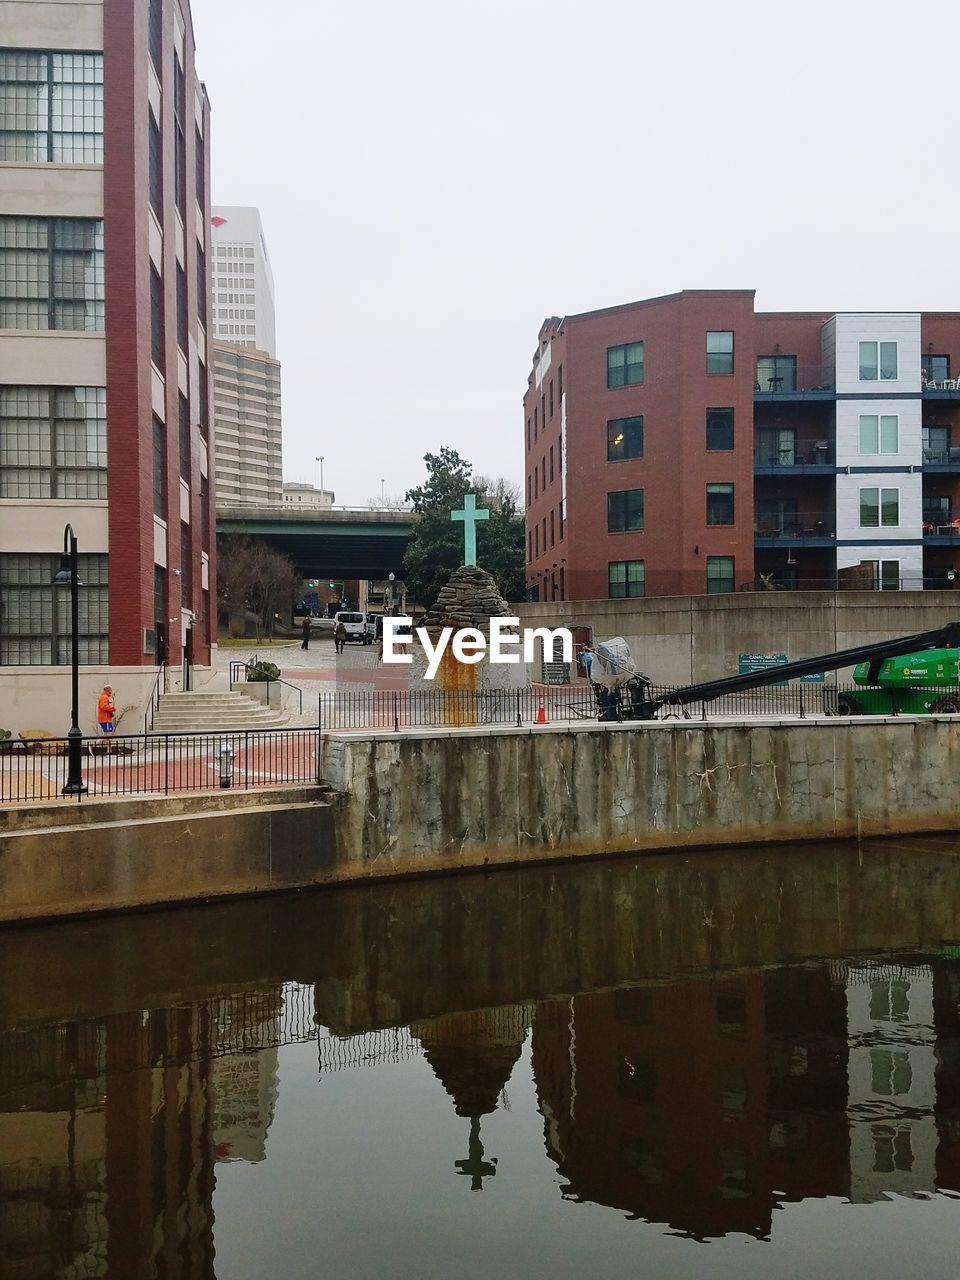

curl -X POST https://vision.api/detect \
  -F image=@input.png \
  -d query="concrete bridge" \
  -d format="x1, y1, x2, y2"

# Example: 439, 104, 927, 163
215, 505, 416, 579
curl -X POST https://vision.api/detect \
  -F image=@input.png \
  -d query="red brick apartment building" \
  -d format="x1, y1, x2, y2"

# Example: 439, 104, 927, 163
523, 290, 960, 602
0, 0, 216, 728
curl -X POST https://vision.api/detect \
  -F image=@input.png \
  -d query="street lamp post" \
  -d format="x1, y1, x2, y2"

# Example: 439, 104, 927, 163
53, 524, 87, 796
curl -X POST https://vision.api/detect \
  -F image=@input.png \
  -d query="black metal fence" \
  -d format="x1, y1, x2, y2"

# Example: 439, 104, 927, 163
318, 683, 960, 731
0, 726, 319, 806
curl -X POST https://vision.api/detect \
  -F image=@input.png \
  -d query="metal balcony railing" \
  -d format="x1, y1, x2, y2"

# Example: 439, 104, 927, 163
754, 513, 836, 538
755, 362, 834, 394
754, 444, 835, 467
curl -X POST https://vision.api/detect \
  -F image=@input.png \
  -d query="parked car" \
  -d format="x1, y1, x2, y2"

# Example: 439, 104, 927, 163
334, 610, 369, 644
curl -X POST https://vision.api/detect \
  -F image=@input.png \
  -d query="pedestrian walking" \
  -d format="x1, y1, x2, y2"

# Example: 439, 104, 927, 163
97, 685, 116, 735
301, 614, 312, 650
334, 621, 347, 655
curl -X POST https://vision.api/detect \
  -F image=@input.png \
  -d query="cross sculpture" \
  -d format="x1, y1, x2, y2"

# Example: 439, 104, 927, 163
451, 493, 489, 567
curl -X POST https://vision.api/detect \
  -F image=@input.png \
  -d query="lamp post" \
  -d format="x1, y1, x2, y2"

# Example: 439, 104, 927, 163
386, 570, 395, 614
53, 524, 87, 795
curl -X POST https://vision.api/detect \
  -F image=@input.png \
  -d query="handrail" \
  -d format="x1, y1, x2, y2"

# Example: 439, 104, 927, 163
230, 657, 303, 715
144, 664, 165, 732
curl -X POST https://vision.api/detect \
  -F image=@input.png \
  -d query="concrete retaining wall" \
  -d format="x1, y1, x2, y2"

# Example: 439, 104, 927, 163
320, 718, 960, 875
517, 590, 960, 685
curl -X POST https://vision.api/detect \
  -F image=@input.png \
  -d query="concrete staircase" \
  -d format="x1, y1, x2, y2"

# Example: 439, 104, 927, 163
150, 690, 290, 734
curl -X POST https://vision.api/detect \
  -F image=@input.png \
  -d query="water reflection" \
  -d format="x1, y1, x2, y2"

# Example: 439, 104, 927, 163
3, 839, 960, 1274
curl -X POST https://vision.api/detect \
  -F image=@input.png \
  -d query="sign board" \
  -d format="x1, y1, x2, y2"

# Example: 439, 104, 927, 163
542, 662, 570, 686
738, 653, 825, 684
143, 628, 156, 655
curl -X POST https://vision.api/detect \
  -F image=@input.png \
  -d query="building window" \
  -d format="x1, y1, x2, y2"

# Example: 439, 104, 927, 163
197, 362, 208, 438
549, 445, 554, 483
607, 488, 644, 532
549, 379, 554, 418
533, 467, 538, 499
607, 415, 643, 461
148, 110, 163, 217
0, 216, 104, 330
195, 127, 205, 211
923, 425, 950, 462
148, 0, 163, 71
527, 530, 531, 561
923, 495, 951, 527
858, 559, 901, 591
178, 392, 189, 480
152, 414, 166, 517
859, 340, 898, 381
0, 552, 108, 664
0, 386, 106, 498
756, 355, 797, 392
150, 266, 164, 368
526, 418, 530, 451
609, 560, 644, 598
706, 482, 735, 525
154, 564, 166, 633
535, 525, 539, 557
180, 521, 191, 607
176, 263, 187, 352
0, 50, 104, 163
550, 508, 555, 546
196, 246, 207, 326
923, 355, 950, 384
560, 497, 565, 540
859, 486, 899, 528
706, 556, 735, 594
859, 414, 899, 454
607, 341, 644, 389
706, 407, 734, 450
200, 476, 209, 552
706, 331, 734, 375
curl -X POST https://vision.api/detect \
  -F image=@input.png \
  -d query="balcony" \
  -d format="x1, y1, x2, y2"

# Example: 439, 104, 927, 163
922, 448, 960, 472
754, 361, 834, 401
922, 378, 960, 400
923, 520, 960, 544
754, 443, 835, 475
755, 513, 836, 547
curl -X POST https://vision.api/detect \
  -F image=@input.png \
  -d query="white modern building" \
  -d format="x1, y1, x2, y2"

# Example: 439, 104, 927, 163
210, 205, 277, 357
281, 482, 335, 509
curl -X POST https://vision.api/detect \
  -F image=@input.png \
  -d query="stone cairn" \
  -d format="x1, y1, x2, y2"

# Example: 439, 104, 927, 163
410, 565, 526, 721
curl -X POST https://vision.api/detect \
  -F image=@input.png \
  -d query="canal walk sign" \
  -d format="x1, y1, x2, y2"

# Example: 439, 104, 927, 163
738, 653, 825, 684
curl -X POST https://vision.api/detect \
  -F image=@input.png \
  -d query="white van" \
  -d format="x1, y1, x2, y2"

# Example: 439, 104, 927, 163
334, 610, 369, 644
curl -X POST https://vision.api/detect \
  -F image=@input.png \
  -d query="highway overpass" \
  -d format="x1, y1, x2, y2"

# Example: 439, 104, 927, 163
216, 506, 416, 580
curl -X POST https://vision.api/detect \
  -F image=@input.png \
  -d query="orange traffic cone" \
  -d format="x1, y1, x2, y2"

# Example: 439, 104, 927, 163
535, 699, 547, 725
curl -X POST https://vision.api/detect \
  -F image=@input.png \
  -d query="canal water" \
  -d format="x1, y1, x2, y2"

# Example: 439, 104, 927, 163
3, 836, 960, 1278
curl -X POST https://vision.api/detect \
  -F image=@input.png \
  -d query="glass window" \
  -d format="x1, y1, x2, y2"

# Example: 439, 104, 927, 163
180, 522, 191, 607
706, 482, 735, 525
859, 414, 899, 454
706, 331, 734, 374
608, 560, 645, 598
148, 0, 162, 71
152, 414, 165, 517
0, 386, 106, 498
176, 263, 187, 352
706, 407, 734, 450
178, 392, 189, 480
0, 51, 104, 164
148, 111, 162, 216
923, 356, 950, 383
859, 340, 898, 381
706, 556, 735, 594
923, 425, 950, 461
195, 127, 205, 212
756, 355, 797, 392
0, 552, 108, 664
607, 488, 644, 532
0, 216, 104, 330
859, 487, 900, 527
607, 416, 643, 461
150, 266, 164, 367
923, 496, 951, 526
607, 342, 644, 389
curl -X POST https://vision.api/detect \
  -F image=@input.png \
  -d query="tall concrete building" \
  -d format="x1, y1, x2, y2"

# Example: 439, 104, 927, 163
524, 292, 960, 602
209, 205, 276, 356
212, 342, 282, 505
0, 0, 216, 731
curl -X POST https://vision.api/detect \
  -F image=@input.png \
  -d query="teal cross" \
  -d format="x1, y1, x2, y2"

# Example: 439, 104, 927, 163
451, 493, 489, 567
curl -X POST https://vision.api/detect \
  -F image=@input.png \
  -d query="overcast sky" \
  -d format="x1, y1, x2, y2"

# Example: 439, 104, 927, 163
192, 0, 959, 508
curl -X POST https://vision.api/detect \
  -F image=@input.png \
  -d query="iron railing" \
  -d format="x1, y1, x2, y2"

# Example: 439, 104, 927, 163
317, 684, 960, 731
0, 726, 319, 805
144, 663, 165, 732
229, 656, 304, 715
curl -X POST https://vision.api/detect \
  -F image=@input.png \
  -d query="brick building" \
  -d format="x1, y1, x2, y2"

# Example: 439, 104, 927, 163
0, 0, 215, 730
523, 291, 960, 602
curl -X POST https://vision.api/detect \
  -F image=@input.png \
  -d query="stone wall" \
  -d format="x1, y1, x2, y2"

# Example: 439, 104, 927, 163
517, 589, 960, 685
320, 718, 960, 874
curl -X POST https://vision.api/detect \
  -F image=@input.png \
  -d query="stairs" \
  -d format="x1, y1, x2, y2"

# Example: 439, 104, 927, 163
150, 690, 290, 734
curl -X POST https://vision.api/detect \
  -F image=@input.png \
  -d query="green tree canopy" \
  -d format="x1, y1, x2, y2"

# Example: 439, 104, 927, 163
403, 449, 525, 610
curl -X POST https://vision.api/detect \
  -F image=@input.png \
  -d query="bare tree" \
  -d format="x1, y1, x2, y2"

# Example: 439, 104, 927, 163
217, 534, 300, 640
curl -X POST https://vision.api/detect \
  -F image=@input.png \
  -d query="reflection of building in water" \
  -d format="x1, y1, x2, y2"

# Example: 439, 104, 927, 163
211, 988, 283, 1163
411, 1005, 531, 1192
531, 961, 960, 1240
846, 965, 938, 1202
532, 978, 773, 1239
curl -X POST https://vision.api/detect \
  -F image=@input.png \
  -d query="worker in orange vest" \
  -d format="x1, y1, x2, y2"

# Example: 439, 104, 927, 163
97, 685, 116, 735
